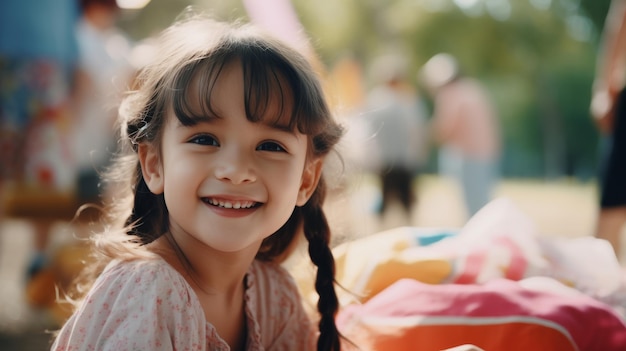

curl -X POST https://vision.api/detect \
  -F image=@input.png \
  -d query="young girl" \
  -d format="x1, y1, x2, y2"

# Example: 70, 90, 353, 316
52, 16, 344, 351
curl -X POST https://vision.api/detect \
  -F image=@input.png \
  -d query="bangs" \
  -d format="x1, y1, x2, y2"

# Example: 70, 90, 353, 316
170, 39, 324, 134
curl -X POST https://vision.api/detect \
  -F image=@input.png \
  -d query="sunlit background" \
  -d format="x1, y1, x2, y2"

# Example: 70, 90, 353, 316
0, 0, 620, 349
115, 0, 604, 179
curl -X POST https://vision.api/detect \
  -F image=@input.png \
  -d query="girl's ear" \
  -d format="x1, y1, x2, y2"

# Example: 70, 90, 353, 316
297, 158, 323, 206
138, 144, 164, 194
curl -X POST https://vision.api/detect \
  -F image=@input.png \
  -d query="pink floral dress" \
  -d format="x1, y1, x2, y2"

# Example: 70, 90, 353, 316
51, 258, 317, 350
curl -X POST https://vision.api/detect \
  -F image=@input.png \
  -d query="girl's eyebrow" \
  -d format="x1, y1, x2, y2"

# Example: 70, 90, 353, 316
193, 115, 217, 124
265, 121, 296, 134
173, 116, 214, 129
174, 114, 300, 139
175, 113, 219, 127
263, 123, 306, 144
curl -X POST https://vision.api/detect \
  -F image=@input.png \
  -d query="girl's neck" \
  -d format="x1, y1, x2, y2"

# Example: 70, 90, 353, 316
148, 235, 250, 350
148, 233, 257, 296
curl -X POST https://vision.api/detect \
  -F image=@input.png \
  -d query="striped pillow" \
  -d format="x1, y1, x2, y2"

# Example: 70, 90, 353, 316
337, 278, 626, 351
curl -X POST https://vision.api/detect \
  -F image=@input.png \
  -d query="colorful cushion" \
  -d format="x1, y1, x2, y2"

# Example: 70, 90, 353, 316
337, 278, 626, 351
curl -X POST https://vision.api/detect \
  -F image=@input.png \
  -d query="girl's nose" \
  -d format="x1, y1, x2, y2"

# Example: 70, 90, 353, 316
213, 147, 257, 184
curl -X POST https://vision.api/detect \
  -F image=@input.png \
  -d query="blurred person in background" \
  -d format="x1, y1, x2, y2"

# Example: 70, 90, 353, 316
0, 0, 80, 282
24, 0, 137, 313
72, 0, 135, 213
420, 53, 501, 219
590, 0, 626, 259
363, 54, 429, 224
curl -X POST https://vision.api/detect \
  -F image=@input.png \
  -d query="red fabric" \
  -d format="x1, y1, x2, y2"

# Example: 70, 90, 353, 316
337, 278, 626, 351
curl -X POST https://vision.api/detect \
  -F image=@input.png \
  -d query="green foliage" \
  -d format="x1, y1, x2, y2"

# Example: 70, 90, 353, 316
117, 0, 248, 41
292, 0, 602, 179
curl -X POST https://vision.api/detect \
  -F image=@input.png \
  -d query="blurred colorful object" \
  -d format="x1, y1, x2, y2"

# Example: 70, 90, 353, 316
242, 0, 365, 114
242, 0, 314, 59
337, 278, 626, 351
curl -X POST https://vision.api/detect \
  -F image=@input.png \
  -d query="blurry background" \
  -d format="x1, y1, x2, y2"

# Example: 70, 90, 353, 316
115, 0, 608, 180
0, 0, 617, 349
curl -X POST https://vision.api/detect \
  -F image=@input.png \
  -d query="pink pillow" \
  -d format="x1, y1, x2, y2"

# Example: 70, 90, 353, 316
337, 278, 626, 351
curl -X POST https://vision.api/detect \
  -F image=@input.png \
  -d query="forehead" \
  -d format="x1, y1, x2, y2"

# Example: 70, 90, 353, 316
181, 58, 296, 131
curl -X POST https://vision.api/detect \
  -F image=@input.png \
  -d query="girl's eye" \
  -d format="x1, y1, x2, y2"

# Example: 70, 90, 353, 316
189, 134, 219, 146
257, 141, 286, 152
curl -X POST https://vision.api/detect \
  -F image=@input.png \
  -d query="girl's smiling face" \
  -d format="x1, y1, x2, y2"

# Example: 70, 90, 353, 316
139, 60, 322, 255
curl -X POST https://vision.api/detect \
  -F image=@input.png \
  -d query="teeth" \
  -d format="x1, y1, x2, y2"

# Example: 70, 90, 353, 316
207, 198, 255, 209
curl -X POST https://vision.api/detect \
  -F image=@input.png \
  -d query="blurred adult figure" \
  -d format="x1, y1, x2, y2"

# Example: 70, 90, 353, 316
72, 0, 134, 207
0, 0, 80, 279
590, 0, 626, 258
364, 55, 429, 222
420, 53, 501, 218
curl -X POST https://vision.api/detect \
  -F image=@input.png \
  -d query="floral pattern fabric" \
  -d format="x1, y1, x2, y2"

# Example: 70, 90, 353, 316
52, 257, 316, 350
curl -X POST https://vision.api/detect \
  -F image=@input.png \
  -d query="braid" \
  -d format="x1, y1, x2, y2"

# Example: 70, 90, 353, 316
302, 178, 341, 351
126, 174, 167, 244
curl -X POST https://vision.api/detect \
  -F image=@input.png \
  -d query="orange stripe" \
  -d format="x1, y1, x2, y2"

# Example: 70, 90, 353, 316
361, 323, 578, 351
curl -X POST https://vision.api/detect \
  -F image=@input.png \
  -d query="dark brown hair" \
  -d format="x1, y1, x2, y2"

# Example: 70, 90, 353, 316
100, 16, 343, 350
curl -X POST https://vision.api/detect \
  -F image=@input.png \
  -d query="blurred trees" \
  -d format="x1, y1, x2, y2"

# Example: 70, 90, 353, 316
292, 0, 607, 180
117, 0, 610, 180
116, 0, 246, 40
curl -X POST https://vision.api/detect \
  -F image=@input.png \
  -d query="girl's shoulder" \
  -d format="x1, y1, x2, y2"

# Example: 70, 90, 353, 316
52, 257, 207, 350
93, 257, 197, 307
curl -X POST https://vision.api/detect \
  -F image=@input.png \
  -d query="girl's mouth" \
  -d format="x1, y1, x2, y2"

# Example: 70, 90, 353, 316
203, 197, 260, 209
